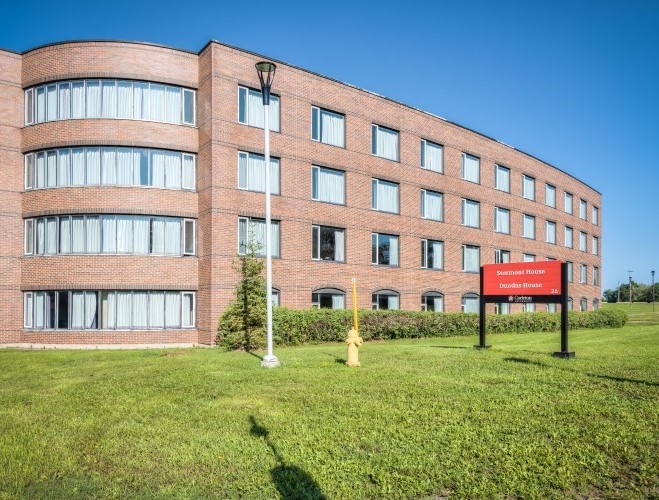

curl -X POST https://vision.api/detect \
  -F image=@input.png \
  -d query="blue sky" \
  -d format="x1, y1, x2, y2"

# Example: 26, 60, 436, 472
3, 0, 657, 291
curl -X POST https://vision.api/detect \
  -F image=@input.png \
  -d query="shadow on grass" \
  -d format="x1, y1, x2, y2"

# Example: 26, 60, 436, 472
323, 352, 347, 364
504, 357, 659, 387
429, 345, 470, 350
249, 415, 326, 500
246, 351, 263, 361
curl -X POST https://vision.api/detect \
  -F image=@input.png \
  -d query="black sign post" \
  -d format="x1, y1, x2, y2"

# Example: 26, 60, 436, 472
553, 262, 575, 358
475, 268, 491, 349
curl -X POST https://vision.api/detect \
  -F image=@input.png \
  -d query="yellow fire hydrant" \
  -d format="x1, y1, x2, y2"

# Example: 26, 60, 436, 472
346, 278, 363, 367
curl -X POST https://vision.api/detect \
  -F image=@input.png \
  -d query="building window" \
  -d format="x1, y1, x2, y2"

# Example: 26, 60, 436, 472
564, 226, 573, 248
271, 289, 280, 307
462, 199, 480, 228
24, 215, 195, 256
494, 303, 510, 314
592, 236, 599, 256
312, 166, 345, 205
372, 290, 399, 310
579, 199, 587, 220
524, 303, 535, 313
311, 107, 345, 147
522, 175, 535, 201
593, 267, 600, 286
422, 292, 444, 312
238, 86, 280, 132
312, 288, 345, 309
568, 297, 573, 310
372, 233, 399, 266
580, 297, 587, 312
495, 249, 511, 263
462, 293, 479, 313
462, 245, 480, 272
238, 217, 280, 257
312, 225, 345, 262
545, 220, 556, 244
546, 184, 556, 208
593, 298, 600, 310
420, 140, 443, 173
566, 261, 573, 283
25, 148, 196, 191
580, 264, 587, 284
421, 189, 443, 221
494, 164, 510, 192
26, 80, 195, 126
372, 179, 400, 214
23, 290, 195, 330
238, 151, 280, 194
564, 192, 573, 214
371, 124, 399, 161
421, 239, 443, 270
523, 253, 535, 262
522, 214, 535, 239
579, 231, 587, 252
462, 153, 480, 183
592, 206, 599, 225
494, 207, 510, 234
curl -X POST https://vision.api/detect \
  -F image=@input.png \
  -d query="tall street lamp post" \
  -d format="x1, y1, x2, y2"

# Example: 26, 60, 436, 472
256, 61, 280, 368
652, 270, 656, 313
628, 270, 633, 307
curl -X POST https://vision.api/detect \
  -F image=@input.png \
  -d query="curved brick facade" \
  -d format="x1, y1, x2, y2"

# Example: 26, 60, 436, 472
0, 40, 602, 345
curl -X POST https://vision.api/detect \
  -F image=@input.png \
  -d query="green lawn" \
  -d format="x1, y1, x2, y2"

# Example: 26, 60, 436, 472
1, 313, 658, 498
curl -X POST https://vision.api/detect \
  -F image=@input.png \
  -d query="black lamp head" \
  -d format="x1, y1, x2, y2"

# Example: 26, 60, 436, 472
255, 61, 276, 105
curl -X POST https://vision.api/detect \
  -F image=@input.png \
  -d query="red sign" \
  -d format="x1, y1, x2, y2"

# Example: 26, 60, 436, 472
483, 261, 562, 296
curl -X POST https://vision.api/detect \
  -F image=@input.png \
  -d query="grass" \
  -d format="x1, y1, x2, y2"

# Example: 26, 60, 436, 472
603, 300, 659, 325
1, 306, 658, 498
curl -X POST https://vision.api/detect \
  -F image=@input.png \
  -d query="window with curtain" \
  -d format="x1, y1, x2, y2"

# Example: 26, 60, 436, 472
522, 214, 535, 239
461, 293, 479, 313
495, 164, 510, 192
566, 261, 573, 283
372, 179, 399, 214
238, 152, 280, 194
592, 236, 599, 256
312, 225, 345, 262
238, 217, 280, 257
371, 233, 399, 266
311, 107, 345, 147
311, 166, 345, 205
421, 239, 443, 270
462, 245, 480, 272
371, 124, 399, 161
593, 267, 600, 286
494, 207, 510, 234
564, 226, 573, 247
421, 140, 443, 173
523, 253, 535, 262
462, 199, 480, 228
524, 303, 535, 313
546, 220, 556, 244
237, 86, 280, 132
522, 175, 535, 201
311, 289, 346, 309
495, 249, 510, 263
579, 231, 587, 251
564, 192, 573, 214
462, 153, 480, 183
546, 184, 556, 207
495, 303, 510, 314
579, 199, 587, 219
421, 190, 443, 221
421, 292, 444, 312
592, 206, 599, 225
372, 290, 399, 310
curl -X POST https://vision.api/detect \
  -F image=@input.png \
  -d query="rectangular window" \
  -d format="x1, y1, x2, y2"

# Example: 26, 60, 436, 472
238, 152, 280, 194
592, 236, 599, 256
312, 225, 345, 262
183, 89, 196, 125
421, 239, 443, 270
462, 199, 480, 228
546, 220, 556, 244
494, 164, 510, 192
182, 154, 195, 190
36, 87, 46, 123
371, 233, 399, 266
546, 184, 556, 207
462, 244, 480, 272
25, 153, 35, 190
579, 231, 587, 252
371, 179, 400, 214
421, 189, 443, 221
311, 107, 345, 147
593, 267, 600, 286
25, 88, 34, 125
566, 261, 573, 283
101, 80, 117, 118
592, 206, 599, 225
85, 81, 101, 118
564, 226, 573, 248
238, 86, 280, 132
494, 207, 510, 234
182, 292, 196, 328
24, 292, 34, 328
46, 84, 58, 122
462, 153, 480, 183
580, 264, 587, 284
523, 253, 535, 262
579, 199, 587, 219
117, 81, 133, 119
238, 217, 280, 258
564, 192, 573, 214
522, 214, 535, 239
165, 86, 182, 124
311, 166, 345, 205
421, 140, 443, 173
183, 219, 196, 255
522, 175, 535, 201
495, 249, 510, 264
24, 220, 34, 255
371, 124, 399, 161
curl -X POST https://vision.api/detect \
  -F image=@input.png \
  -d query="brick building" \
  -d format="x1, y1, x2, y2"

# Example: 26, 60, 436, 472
0, 40, 602, 346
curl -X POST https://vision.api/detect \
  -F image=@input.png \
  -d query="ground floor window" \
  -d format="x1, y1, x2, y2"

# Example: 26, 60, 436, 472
580, 297, 587, 312
524, 303, 535, 313
461, 293, 479, 313
546, 303, 556, 313
372, 290, 399, 310
592, 298, 599, 310
312, 288, 345, 309
494, 303, 510, 314
421, 292, 443, 312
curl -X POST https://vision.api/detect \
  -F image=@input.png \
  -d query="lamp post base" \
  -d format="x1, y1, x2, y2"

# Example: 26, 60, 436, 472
473, 345, 491, 349
552, 351, 575, 359
261, 354, 281, 368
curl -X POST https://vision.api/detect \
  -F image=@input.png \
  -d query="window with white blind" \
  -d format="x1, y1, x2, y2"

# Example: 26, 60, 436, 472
462, 199, 480, 228
495, 249, 510, 264
421, 189, 443, 221
372, 124, 399, 161
592, 206, 599, 225
421, 140, 443, 173
494, 165, 510, 192
546, 184, 556, 208
422, 292, 444, 312
566, 261, 573, 283
238, 217, 280, 257
523, 253, 536, 262
522, 214, 535, 239
421, 239, 443, 270
462, 293, 479, 313
23, 290, 195, 330
462, 153, 480, 183
25, 147, 195, 191
494, 207, 510, 234
26, 80, 195, 126
238, 86, 280, 132
24, 215, 195, 256
372, 290, 399, 310
522, 175, 535, 201
462, 244, 480, 272
311, 107, 345, 147
238, 151, 280, 194
372, 233, 399, 266
312, 225, 345, 262
592, 236, 599, 256
564, 192, 573, 214
580, 264, 587, 284
372, 179, 400, 214
564, 226, 573, 248
579, 231, 587, 252
546, 220, 556, 244
311, 166, 345, 205
579, 199, 587, 219
312, 289, 345, 309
